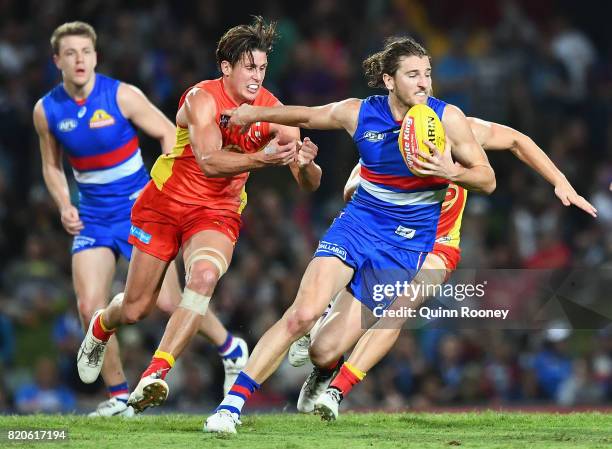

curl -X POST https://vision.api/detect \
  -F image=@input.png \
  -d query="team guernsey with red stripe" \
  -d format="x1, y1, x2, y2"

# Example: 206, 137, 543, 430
314, 95, 449, 311
351, 95, 448, 251
41, 74, 149, 258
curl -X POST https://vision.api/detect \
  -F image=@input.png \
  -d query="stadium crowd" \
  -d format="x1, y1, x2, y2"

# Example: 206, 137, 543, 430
0, 0, 610, 413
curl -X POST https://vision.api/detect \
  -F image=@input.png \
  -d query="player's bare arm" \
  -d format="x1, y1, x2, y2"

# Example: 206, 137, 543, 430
33, 99, 83, 235
288, 137, 322, 191
343, 163, 361, 202
224, 98, 362, 136
414, 105, 496, 194
117, 83, 175, 154
181, 88, 296, 177
468, 117, 597, 217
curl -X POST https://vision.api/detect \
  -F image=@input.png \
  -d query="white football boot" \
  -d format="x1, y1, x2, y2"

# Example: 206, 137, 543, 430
127, 372, 169, 413
88, 397, 134, 417
77, 309, 109, 384
222, 337, 249, 396
314, 387, 343, 421
296, 363, 339, 413
204, 409, 242, 433
288, 334, 311, 367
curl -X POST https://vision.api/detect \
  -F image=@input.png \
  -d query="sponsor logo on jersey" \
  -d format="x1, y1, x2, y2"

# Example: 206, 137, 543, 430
251, 122, 262, 139
130, 225, 151, 244
58, 118, 78, 132
89, 109, 115, 128
317, 240, 347, 260
363, 131, 385, 142
395, 225, 416, 239
72, 235, 96, 251
77, 106, 87, 118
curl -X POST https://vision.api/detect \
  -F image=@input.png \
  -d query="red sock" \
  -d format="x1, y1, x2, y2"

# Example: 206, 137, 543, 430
329, 362, 366, 397
92, 313, 115, 342
141, 350, 175, 380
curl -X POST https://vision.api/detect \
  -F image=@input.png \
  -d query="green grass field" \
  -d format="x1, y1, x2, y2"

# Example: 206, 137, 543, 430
1, 412, 611, 449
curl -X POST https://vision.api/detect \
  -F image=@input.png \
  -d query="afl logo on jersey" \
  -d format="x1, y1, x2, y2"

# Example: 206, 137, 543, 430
89, 109, 116, 128
57, 119, 78, 132
363, 131, 385, 142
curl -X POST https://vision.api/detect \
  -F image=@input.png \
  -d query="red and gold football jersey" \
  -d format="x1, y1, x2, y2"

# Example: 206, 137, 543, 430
151, 78, 279, 213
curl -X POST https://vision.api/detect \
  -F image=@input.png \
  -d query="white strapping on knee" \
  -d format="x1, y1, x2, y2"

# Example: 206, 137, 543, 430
185, 247, 229, 278
178, 287, 211, 316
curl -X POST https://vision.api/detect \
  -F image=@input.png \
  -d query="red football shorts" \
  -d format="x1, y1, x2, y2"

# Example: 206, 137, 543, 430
432, 242, 461, 274
128, 181, 241, 262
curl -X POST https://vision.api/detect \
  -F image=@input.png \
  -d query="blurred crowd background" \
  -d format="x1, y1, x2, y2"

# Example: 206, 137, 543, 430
0, 0, 611, 414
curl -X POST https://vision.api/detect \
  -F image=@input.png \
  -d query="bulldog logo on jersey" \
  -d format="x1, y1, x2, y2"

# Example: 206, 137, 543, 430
89, 109, 116, 128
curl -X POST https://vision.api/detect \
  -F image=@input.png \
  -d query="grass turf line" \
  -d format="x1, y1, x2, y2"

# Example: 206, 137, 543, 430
0, 412, 610, 449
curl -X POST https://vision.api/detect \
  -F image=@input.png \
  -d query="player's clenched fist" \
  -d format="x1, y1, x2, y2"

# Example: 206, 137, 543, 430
60, 204, 84, 235
296, 137, 318, 168
255, 139, 297, 166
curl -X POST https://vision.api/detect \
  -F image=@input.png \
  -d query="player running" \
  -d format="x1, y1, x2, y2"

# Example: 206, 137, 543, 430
290, 116, 597, 420
75, 17, 322, 412
205, 36, 496, 433
34, 21, 248, 416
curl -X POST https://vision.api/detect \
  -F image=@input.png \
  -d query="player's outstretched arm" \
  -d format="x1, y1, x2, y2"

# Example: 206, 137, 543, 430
468, 117, 597, 217
117, 83, 175, 154
223, 98, 362, 136
183, 88, 296, 177
414, 105, 496, 194
33, 100, 83, 235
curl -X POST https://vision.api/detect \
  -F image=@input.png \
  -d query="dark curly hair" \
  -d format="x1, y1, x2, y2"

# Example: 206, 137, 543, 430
216, 16, 278, 68
363, 37, 429, 88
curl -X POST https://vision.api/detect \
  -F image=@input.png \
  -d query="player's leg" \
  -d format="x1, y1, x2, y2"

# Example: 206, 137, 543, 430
157, 230, 233, 358
296, 288, 374, 412
288, 296, 337, 367
72, 247, 132, 417
129, 230, 234, 412
155, 253, 248, 395
156, 261, 224, 342
205, 256, 354, 432
315, 253, 448, 420
77, 247, 170, 384
347, 253, 447, 373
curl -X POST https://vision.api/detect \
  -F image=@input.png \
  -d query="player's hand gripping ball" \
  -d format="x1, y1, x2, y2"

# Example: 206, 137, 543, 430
398, 104, 446, 177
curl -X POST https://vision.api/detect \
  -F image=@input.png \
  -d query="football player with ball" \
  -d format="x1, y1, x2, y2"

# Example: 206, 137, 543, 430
288, 113, 597, 421
206, 36, 496, 433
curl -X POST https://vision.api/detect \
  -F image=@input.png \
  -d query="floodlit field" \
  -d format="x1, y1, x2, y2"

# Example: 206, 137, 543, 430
1, 412, 611, 449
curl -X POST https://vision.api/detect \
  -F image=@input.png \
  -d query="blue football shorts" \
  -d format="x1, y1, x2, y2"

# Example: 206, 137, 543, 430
314, 210, 427, 311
